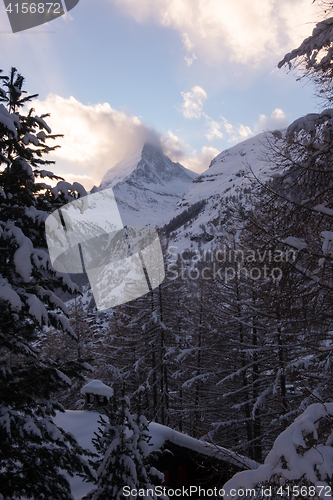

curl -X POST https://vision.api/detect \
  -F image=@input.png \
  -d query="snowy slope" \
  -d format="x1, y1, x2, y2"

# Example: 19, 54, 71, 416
159, 132, 281, 251
99, 143, 197, 227
54, 410, 101, 500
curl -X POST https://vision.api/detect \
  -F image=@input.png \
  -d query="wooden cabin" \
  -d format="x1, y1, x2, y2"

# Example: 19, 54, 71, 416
148, 422, 259, 498
78, 381, 259, 497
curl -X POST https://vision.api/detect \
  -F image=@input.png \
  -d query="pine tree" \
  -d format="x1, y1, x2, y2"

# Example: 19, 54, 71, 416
0, 68, 92, 499
223, 402, 333, 500
85, 392, 162, 500
40, 296, 97, 409
212, 116, 333, 461
211, 5, 333, 463
99, 241, 184, 428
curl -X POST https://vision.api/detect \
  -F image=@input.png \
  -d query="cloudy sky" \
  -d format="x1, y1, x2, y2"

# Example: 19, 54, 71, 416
0, 0, 323, 188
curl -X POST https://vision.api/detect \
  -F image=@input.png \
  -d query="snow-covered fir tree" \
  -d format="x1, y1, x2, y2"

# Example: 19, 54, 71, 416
85, 391, 163, 500
223, 401, 333, 500
0, 68, 92, 499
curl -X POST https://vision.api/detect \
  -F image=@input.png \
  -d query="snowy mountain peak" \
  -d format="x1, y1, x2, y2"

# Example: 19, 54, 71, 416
99, 143, 197, 226
141, 141, 163, 157
101, 142, 196, 192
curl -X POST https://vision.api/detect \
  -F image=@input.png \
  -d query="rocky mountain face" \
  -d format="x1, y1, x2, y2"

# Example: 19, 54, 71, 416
98, 142, 197, 227
92, 134, 280, 250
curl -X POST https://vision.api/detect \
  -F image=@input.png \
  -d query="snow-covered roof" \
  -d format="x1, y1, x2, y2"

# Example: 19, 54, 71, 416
53, 410, 259, 500
81, 380, 113, 398
149, 422, 259, 471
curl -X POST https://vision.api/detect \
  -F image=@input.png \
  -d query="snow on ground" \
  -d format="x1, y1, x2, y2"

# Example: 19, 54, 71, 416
54, 410, 101, 499
54, 409, 259, 499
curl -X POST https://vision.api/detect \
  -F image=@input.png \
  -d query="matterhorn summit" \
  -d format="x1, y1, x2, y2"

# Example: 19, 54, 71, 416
99, 142, 197, 226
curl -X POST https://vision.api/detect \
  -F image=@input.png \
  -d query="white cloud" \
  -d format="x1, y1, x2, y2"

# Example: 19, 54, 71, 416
111, 0, 319, 67
225, 119, 253, 143
237, 124, 253, 141
181, 86, 207, 119
204, 108, 288, 145
161, 130, 185, 160
181, 33, 197, 66
254, 108, 289, 132
29, 94, 215, 188
30, 94, 162, 189
183, 145, 220, 173
209, 117, 253, 144
161, 130, 218, 174
204, 115, 224, 141
163, 108, 289, 175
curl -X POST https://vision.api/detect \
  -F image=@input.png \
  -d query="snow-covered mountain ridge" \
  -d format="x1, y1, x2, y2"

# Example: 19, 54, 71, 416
99, 143, 197, 227
160, 132, 280, 251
